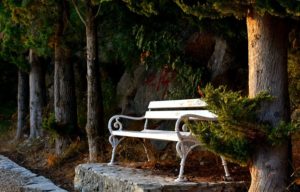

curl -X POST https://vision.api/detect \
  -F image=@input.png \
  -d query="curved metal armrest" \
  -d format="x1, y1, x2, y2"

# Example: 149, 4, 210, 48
108, 115, 146, 133
175, 114, 215, 139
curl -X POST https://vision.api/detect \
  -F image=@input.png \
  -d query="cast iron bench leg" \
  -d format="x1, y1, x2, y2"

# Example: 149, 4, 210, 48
175, 141, 200, 182
108, 135, 124, 165
221, 156, 232, 181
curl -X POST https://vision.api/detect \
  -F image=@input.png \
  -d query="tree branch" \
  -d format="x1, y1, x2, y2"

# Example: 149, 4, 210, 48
71, 0, 86, 26
94, 3, 101, 18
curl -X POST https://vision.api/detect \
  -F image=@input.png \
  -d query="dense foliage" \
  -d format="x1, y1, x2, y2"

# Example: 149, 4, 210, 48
190, 85, 299, 164
174, 0, 300, 19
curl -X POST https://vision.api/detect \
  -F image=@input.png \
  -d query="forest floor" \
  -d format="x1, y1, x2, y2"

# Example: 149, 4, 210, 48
0, 123, 300, 191
0, 104, 252, 192
1, 132, 300, 192
0, 130, 252, 192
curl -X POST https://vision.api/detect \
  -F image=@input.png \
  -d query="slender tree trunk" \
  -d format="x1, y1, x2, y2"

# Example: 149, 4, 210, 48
15, 70, 29, 140
54, 0, 78, 155
247, 10, 290, 192
29, 49, 44, 139
85, 0, 104, 162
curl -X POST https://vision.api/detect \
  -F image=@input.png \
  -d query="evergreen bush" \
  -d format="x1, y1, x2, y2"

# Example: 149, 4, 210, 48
190, 84, 299, 165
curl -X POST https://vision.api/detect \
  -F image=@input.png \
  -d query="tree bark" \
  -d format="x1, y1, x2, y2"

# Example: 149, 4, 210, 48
15, 70, 29, 140
29, 49, 45, 139
247, 10, 290, 192
54, 0, 78, 155
85, 0, 104, 162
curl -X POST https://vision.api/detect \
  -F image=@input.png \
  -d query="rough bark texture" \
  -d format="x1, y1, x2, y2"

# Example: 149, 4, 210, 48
85, 0, 104, 162
15, 70, 29, 140
29, 49, 45, 139
247, 10, 290, 192
54, 0, 78, 155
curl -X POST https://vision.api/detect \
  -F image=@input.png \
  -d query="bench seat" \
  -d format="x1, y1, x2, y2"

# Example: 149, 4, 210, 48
111, 129, 201, 142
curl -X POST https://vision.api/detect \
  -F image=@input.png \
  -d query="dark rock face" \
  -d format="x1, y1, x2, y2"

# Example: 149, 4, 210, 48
116, 35, 242, 116
208, 38, 233, 86
117, 65, 176, 116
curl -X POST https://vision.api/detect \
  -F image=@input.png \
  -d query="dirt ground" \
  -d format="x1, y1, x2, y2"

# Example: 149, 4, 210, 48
1, 132, 300, 192
0, 134, 252, 192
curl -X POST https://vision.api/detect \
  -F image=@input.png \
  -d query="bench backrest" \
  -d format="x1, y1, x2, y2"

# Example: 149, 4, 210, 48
148, 99, 207, 109
144, 99, 217, 121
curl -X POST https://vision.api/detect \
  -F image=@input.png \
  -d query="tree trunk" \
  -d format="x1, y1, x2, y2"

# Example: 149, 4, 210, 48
247, 10, 290, 192
85, 0, 104, 162
54, 0, 78, 155
29, 49, 45, 139
54, 46, 78, 155
15, 70, 29, 140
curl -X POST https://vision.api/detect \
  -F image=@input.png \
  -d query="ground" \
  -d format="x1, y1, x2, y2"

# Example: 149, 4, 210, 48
1, 129, 300, 192
0, 130, 251, 192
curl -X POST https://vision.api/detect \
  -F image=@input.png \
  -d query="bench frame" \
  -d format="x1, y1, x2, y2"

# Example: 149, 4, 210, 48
108, 99, 231, 182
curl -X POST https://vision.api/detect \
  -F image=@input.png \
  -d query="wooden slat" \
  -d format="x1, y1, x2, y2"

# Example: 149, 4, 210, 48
148, 99, 207, 109
144, 110, 217, 120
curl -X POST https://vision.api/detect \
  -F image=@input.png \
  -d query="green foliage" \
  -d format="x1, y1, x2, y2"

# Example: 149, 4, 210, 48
174, 0, 300, 19
115, 0, 246, 71
268, 121, 299, 146
133, 24, 183, 69
42, 113, 58, 138
168, 64, 203, 99
0, 0, 57, 71
98, 1, 140, 67
99, 1, 193, 70
42, 113, 77, 138
0, 2, 28, 69
121, 0, 159, 17
7, 0, 56, 56
174, 0, 222, 19
203, 84, 273, 126
191, 121, 250, 165
190, 85, 298, 165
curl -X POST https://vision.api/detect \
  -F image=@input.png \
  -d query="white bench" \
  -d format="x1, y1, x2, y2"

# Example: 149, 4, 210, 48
108, 99, 231, 182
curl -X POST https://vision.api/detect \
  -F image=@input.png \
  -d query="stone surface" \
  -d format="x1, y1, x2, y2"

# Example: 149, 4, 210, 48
116, 65, 176, 116
0, 155, 67, 192
208, 38, 231, 79
74, 163, 248, 192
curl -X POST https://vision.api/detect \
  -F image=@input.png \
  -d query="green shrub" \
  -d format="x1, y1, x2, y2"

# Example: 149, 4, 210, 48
190, 84, 298, 165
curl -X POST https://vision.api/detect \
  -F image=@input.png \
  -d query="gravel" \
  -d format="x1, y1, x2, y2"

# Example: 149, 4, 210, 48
0, 169, 24, 192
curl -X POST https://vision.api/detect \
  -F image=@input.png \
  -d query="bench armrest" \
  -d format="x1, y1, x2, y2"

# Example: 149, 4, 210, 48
175, 114, 215, 139
108, 115, 146, 133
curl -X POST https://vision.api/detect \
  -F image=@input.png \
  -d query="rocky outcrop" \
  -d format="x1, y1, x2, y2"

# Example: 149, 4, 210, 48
208, 38, 234, 86
117, 65, 176, 115
116, 33, 245, 116
74, 163, 248, 192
